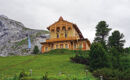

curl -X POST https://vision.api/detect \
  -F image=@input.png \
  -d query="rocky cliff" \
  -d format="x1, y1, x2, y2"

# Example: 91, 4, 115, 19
0, 15, 49, 56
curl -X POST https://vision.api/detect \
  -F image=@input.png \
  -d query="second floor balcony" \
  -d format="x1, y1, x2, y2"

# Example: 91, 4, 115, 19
46, 37, 79, 42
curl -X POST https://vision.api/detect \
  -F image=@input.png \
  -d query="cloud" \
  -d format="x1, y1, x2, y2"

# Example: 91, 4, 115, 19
0, 0, 130, 47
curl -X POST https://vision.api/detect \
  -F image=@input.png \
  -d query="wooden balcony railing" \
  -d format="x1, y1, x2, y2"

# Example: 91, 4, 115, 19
46, 37, 79, 42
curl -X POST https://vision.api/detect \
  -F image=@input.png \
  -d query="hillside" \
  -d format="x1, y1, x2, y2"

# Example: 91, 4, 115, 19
0, 50, 96, 80
0, 15, 49, 56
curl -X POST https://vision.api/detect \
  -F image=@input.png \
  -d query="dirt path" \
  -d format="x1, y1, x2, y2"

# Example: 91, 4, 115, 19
0, 56, 38, 72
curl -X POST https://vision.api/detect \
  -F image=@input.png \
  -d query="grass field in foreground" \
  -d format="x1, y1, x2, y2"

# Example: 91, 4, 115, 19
0, 52, 96, 80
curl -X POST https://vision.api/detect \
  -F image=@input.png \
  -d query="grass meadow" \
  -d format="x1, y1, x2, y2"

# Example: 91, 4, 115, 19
0, 50, 97, 80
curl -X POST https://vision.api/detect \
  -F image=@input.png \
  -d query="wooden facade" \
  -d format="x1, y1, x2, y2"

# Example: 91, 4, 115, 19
41, 17, 91, 53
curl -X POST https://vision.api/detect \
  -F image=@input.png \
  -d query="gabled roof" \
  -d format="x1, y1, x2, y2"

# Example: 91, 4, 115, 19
47, 16, 84, 39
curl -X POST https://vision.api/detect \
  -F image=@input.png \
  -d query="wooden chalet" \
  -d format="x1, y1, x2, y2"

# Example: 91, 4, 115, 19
41, 17, 90, 53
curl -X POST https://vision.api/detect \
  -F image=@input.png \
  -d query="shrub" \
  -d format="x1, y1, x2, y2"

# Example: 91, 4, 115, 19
108, 47, 121, 69
70, 50, 89, 65
93, 68, 130, 80
19, 71, 29, 79
89, 42, 108, 71
70, 54, 89, 65
93, 68, 118, 80
121, 68, 130, 80
42, 72, 49, 80
32, 45, 39, 54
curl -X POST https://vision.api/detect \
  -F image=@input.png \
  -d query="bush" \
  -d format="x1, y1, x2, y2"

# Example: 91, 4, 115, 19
70, 54, 89, 65
70, 50, 89, 65
108, 47, 121, 69
121, 68, 130, 80
93, 68, 130, 80
32, 45, 39, 54
19, 71, 30, 79
42, 72, 49, 80
89, 42, 108, 71
93, 68, 118, 80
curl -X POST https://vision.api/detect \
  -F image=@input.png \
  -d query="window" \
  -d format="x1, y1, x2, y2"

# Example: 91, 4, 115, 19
79, 43, 82, 48
65, 33, 67, 38
65, 44, 68, 48
51, 29, 54, 32
62, 26, 66, 31
56, 27, 60, 32
51, 45, 53, 50
74, 44, 76, 49
57, 33, 59, 38
68, 27, 71, 30
45, 47, 48, 51
60, 44, 63, 48
56, 45, 58, 49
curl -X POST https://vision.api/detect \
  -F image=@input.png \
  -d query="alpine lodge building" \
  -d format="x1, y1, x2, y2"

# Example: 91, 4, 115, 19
41, 17, 91, 53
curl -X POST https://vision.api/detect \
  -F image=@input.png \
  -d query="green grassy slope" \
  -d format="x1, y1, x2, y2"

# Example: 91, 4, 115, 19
0, 52, 96, 80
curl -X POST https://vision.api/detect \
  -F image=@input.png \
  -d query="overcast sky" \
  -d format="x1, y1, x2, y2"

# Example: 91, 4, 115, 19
0, 0, 130, 47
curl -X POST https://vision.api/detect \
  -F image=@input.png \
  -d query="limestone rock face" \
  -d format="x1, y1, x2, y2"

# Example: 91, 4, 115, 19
0, 15, 49, 56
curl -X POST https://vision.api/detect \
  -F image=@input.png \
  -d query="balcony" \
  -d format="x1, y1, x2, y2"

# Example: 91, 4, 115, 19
46, 37, 79, 42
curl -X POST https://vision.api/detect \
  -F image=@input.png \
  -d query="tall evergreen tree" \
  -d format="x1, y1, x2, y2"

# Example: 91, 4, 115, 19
94, 21, 111, 48
108, 30, 125, 52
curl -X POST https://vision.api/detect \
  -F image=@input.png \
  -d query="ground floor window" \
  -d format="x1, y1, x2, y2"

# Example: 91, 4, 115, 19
65, 44, 68, 48
60, 44, 63, 48
79, 43, 82, 48
56, 45, 58, 49
45, 47, 48, 51
74, 44, 76, 49
51, 45, 53, 50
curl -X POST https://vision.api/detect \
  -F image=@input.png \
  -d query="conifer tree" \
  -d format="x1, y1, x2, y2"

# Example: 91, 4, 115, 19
94, 21, 111, 49
89, 42, 108, 71
108, 30, 125, 52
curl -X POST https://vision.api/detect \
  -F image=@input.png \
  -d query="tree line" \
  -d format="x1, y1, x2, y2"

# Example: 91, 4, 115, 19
71, 21, 130, 80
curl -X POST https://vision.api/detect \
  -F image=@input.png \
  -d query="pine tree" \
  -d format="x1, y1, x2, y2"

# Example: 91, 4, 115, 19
94, 21, 111, 49
108, 30, 125, 52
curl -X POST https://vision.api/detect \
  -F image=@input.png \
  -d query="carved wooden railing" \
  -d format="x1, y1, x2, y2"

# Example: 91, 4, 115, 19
46, 37, 79, 42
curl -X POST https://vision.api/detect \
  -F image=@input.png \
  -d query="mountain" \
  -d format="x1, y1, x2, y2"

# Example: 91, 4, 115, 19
0, 15, 49, 56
